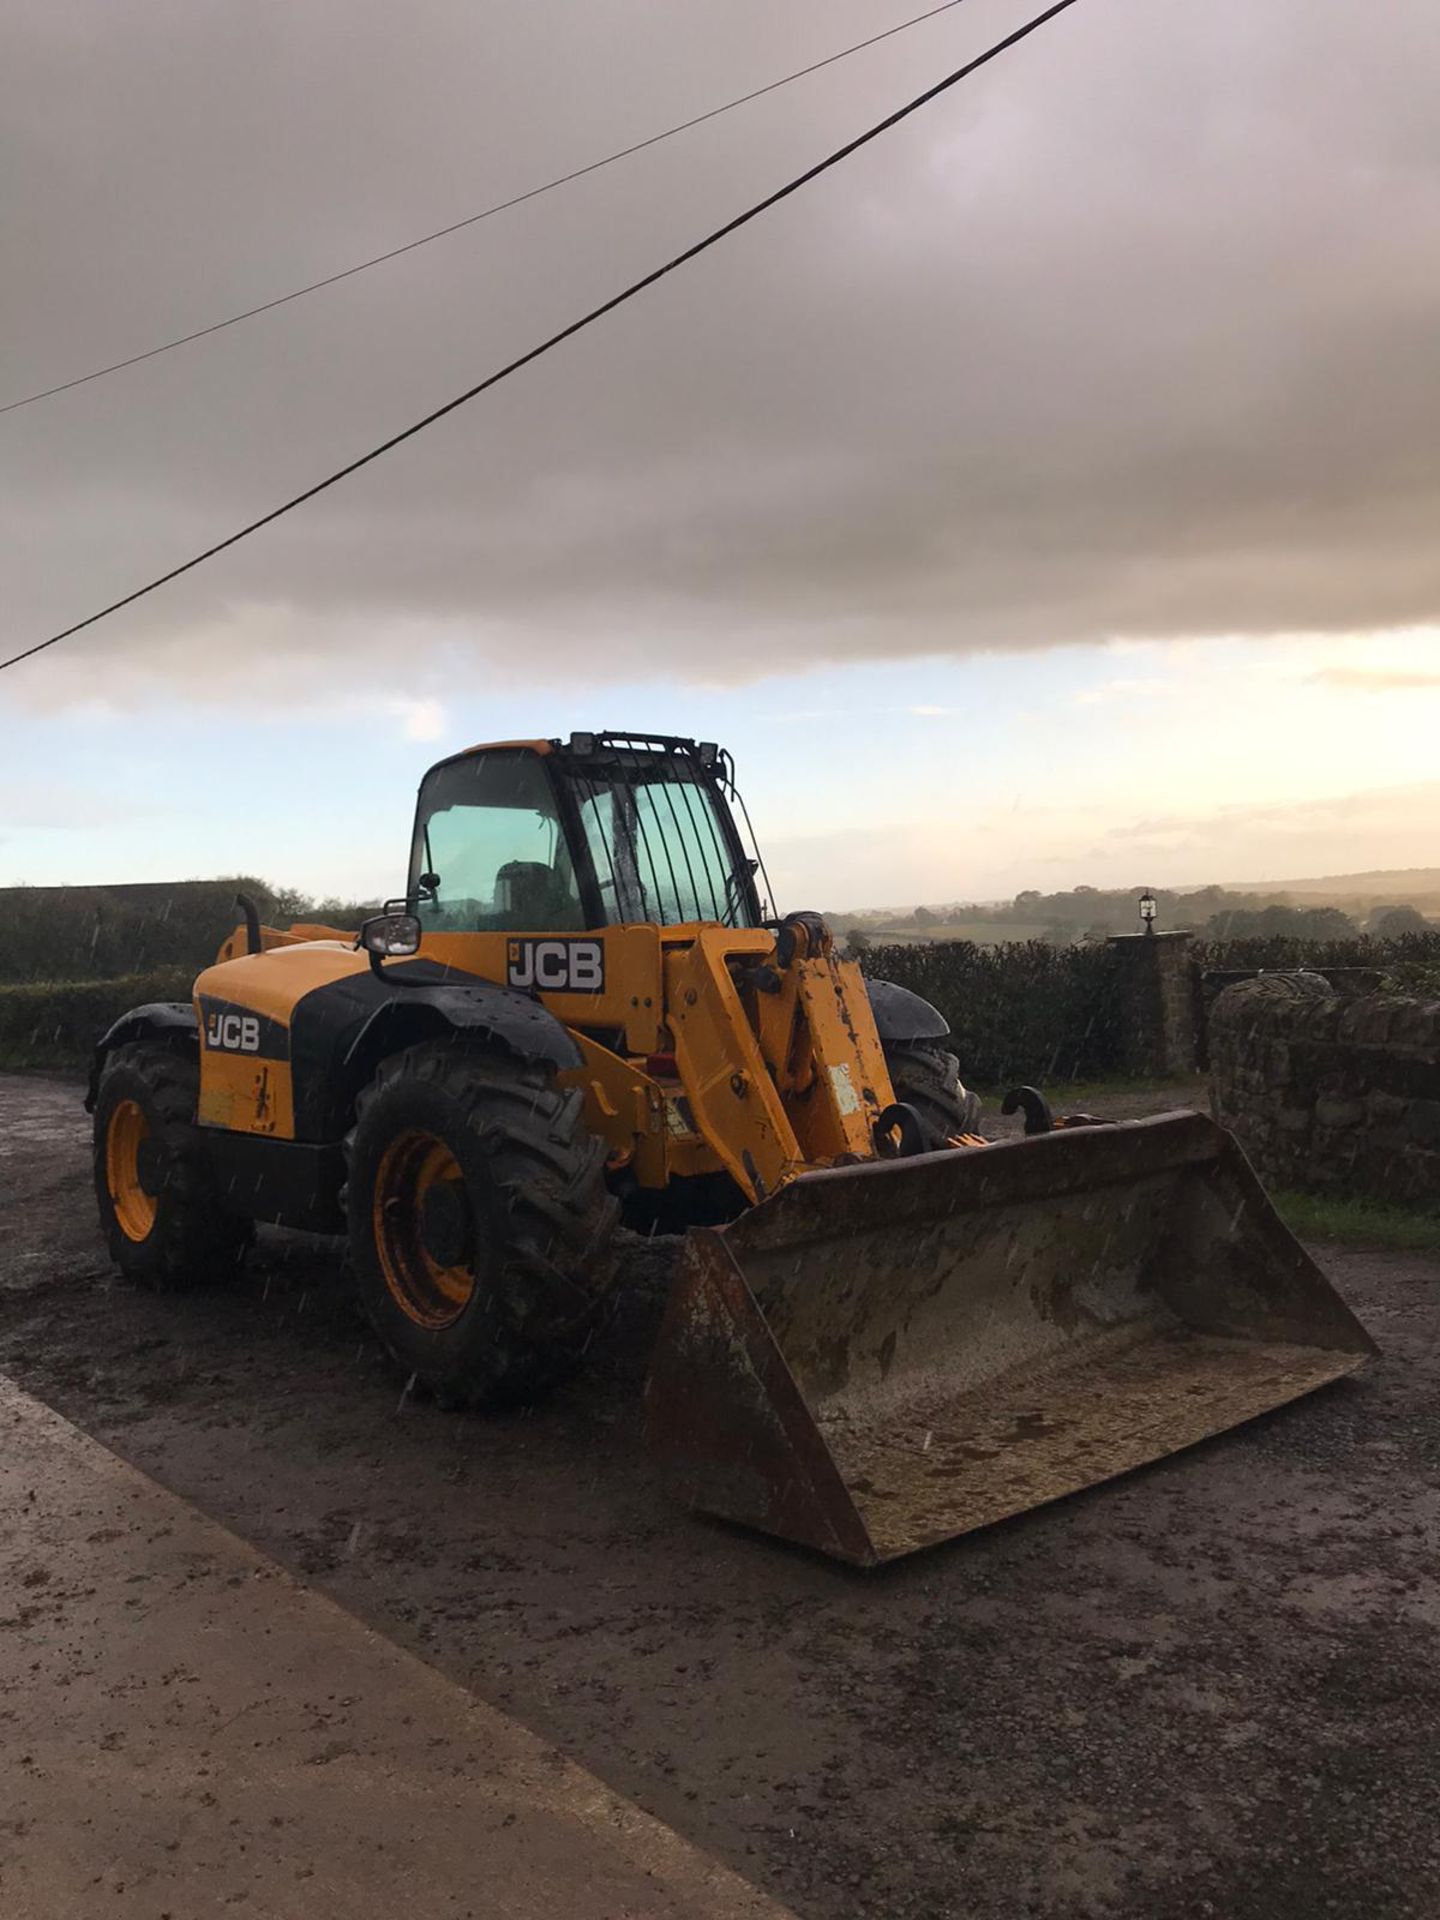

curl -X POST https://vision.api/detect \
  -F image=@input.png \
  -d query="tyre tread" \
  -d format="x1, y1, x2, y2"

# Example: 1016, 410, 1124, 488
883, 1040, 980, 1150
94, 1039, 251, 1290
347, 1039, 619, 1407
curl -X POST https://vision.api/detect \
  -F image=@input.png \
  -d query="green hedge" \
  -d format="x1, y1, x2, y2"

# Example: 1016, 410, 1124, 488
860, 929, 1440, 1089
0, 880, 284, 984
0, 877, 379, 985
4, 946, 1128, 1086
1192, 929, 1440, 976
0, 969, 195, 1070
11, 930, 1439, 1083
859, 940, 1125, 1086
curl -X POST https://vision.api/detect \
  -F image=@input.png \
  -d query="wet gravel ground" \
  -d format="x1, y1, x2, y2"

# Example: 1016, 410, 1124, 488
3, 1071, 1438, 1920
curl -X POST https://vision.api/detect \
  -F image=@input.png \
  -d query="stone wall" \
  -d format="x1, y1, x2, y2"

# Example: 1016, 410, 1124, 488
1107, 932, 1198, 1077
1209, 973, 1440, 1208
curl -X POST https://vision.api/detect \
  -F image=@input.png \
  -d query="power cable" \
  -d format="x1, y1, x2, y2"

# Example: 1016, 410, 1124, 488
1, 0, 1086, 676
2, 0, 978, 418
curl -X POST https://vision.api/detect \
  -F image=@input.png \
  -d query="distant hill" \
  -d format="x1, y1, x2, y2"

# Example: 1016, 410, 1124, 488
832, 866, 1440, 949
1235, 868, 1440, 903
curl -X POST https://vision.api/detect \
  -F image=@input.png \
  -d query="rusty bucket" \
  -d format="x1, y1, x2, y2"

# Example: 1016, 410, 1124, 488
644, 1113, 1376, 1565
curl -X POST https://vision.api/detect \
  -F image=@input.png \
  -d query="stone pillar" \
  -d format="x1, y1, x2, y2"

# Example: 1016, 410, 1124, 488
1106, 931, 1198, 1077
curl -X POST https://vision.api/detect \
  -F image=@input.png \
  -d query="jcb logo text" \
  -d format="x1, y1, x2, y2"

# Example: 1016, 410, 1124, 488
507, 939, 604, 993
207, 1011, 261, 1053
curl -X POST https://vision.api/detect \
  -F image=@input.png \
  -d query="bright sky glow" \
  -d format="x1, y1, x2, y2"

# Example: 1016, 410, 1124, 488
4, 626, 1431, 911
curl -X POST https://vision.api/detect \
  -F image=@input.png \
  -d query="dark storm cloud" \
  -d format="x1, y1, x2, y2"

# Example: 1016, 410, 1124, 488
4, 0, 1439, 700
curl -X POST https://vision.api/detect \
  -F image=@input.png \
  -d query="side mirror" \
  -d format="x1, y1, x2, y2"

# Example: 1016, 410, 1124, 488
357, 901, 421, 976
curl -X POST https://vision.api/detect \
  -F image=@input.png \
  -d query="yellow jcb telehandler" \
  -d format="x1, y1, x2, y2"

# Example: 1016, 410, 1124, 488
88, 731, 1374, 1564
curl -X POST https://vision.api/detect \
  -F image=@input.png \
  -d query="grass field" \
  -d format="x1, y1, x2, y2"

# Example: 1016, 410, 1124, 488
1273, 1189, 1440, 1255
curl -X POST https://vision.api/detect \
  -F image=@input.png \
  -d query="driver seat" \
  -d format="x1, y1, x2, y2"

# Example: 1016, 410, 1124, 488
494, 860, 578, 928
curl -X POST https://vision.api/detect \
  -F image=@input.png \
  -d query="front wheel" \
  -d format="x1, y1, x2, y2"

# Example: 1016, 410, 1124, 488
93, 1040, 252, 1288
882, 1040, 982, 1151
346, 1040, 619, 1407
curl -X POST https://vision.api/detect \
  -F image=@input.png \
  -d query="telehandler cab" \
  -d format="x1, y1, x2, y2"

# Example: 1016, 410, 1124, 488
89, 731, 1373, 1564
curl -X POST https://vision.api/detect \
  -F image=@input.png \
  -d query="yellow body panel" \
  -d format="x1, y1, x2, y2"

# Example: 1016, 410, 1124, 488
194, 943, 370, 1138
215, 921, 354, 964
790, 948, 897, 1157
457, 736, 553, 756
200, 943, 368, 1020
664, 936, 799, 1198
198, 1048, 295, 1137
560, 1035, 679, 1186
662, 925, 897, 1197
421, 926, 675, 1056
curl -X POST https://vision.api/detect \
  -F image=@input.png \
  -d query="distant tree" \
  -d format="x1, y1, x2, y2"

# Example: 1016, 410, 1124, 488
912, 906, 938, 928
311, 894, 381, 924
270, 885, 316, 922
1290, 906, 1358, 939
1204, 903, 1356, 940
1370, 904, 1429, 936
1182, 886, 1231, 914
844, 927, 871, 953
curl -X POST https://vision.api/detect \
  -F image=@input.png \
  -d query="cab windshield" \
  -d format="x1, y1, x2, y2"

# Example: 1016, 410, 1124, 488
561, 752, 759, 928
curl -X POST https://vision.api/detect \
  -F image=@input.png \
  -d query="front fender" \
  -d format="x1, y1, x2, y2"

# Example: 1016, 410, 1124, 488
289, 968, 582, 1140
85, 1002, 196, 1111
345, 979, 582, 1076
865, 977, 950, 1045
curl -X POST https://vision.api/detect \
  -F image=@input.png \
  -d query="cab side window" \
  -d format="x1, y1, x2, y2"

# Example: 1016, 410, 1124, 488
412, 752, 583, 932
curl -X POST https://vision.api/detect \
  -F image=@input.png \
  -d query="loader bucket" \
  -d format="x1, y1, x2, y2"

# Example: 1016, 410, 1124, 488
644, 1112, 1376, 1566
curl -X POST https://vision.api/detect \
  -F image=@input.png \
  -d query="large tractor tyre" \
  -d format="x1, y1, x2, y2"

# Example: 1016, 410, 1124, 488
93, 1040, 253, 1289
882, 1040, 981, 1151
346, 1039, 620, 1409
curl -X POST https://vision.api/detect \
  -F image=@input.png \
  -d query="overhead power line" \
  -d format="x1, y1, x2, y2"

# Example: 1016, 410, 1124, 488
3, 0, 978, 418
2, 0, 1086, 677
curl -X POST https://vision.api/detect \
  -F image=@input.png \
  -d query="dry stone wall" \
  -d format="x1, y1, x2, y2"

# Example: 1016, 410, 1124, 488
1209, 973, 1440, 1209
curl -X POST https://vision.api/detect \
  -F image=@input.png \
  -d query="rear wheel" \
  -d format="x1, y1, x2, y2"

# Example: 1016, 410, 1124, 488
93, 1040, 252, 1288
346, 1039, 619, 1407
882, 1040, 981, 1150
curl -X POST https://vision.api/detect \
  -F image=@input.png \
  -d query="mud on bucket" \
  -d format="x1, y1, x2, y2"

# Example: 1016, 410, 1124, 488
643, 1112, 1376, 1566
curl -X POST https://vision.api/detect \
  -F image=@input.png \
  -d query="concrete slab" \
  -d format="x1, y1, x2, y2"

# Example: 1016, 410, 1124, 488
0, 1378, 791, 1920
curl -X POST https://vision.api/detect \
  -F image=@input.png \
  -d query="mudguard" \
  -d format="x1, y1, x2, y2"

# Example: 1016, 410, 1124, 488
289, 963, 583, 1139
865, 976, 950, 1044
85, 1002, 196, 1111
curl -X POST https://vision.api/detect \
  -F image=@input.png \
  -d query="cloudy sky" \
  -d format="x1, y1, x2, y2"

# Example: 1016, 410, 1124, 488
3, 0, 1437, 908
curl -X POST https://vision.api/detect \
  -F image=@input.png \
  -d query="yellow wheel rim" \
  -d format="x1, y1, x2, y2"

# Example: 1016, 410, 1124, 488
372, 1129, 476, 1329
106, 1098, 158, 1243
